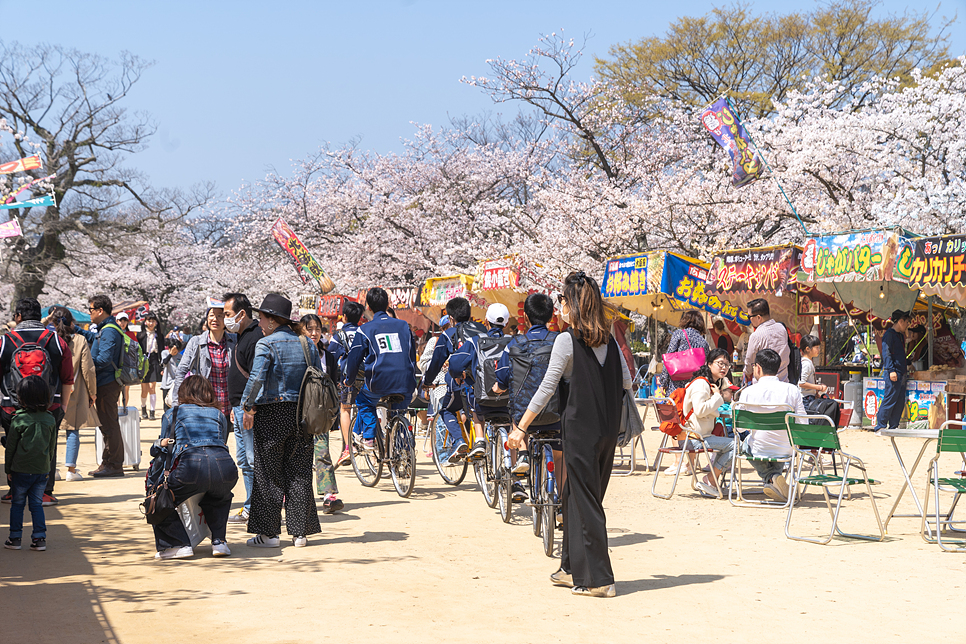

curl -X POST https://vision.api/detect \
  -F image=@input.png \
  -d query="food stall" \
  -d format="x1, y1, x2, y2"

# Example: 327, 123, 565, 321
418, 274, 489, 323
472, 256, 560, 330
314, 294, 347, 324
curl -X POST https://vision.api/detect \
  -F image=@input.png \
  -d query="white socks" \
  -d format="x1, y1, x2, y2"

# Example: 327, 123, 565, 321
149, 393, 156, 411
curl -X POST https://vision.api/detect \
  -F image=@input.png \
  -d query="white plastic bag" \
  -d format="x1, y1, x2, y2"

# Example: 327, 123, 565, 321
178, 493, 211, 547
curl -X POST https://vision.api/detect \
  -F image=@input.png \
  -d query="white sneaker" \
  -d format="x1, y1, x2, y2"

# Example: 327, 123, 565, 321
54, 469, 62, 481
512, 456, 530, 475
66, 471, 83, 482
293, 535, 307, 547
155, 545, 193, 560
211, 541, 231, 557
246, 534, 280, 548
227, 508, 249, 524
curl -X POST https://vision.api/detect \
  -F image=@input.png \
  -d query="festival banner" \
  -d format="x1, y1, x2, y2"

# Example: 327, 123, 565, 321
316, 295, 345, 318
386, 286, 417, 310
800, 230, 913, 284
602, 254, 649, 298
3, 174, 56, 204
0, 155, 41, 175
706, 246, 799, 294
700, 98, 764, 188
0, 195, 55, 210
0, 219, 22, 239
270, 217, 335, 295
909, 234, 966, 293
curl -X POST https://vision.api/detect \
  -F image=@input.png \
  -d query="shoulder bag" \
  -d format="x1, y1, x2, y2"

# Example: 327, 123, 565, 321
663, 331, 706, 381
141, 406, 179, 525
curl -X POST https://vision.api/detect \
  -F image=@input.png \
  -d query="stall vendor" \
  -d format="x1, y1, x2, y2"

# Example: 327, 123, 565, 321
874, 310, 911, 432
906, 325, 928, 370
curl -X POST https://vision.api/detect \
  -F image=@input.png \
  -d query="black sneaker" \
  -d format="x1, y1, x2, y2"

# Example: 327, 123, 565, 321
322, 498, 344, 515
4, 537, 21, 550
1, 492, 11, 504
30, 538, 46, 551
511, 482, 528, 503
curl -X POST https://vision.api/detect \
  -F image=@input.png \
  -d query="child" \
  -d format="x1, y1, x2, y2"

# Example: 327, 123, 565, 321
798, 334, 828, 406
4, 376, 57, 551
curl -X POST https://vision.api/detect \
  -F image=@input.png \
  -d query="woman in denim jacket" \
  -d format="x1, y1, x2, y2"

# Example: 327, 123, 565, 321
241, 294, 321, 549
151, 376, 238, 560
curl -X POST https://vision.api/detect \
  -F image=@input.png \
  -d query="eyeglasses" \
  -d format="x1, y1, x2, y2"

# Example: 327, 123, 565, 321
712, 360, 731, 369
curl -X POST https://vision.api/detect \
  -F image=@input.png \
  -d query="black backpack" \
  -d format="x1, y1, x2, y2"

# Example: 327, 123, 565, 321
508, 332, 560, 426
807, 395, 841, 427
454, 321, 487, 351
782, 323, 802, 386
297, 336, 340, 436
474, 334, 512, 407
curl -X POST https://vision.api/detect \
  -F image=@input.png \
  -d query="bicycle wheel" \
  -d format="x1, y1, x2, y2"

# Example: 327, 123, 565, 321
541, 455, 555, 557
496, 437, 512, 523
349, 423, 382, 487
530, 444, 542, 538
389, 417, 416, 498
431, 415, 467, 485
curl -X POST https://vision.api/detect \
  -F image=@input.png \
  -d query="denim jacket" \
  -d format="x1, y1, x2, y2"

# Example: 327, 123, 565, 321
171, 330, 237, 406
242, 326, 319, 408
154, 404, 229, 458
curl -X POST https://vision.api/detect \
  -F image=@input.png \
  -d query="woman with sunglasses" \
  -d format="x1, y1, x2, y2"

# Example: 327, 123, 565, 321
508, 271, 632, 599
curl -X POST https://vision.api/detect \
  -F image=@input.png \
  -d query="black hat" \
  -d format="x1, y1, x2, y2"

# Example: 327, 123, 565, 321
891, 309, 911, 322
255, 293, 292, 320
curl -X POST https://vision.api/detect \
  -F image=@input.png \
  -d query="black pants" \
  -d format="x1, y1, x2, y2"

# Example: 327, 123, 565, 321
561, 427, 619, 588
152, 446, 237, 551
247, 402, 321, 538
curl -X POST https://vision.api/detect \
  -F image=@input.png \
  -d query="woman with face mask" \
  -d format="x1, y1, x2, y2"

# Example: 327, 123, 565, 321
137, 313, 165, 420
508, 271, 633, 599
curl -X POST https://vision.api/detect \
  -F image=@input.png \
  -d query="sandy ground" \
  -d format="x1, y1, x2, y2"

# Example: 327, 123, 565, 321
2, 393, 966, 644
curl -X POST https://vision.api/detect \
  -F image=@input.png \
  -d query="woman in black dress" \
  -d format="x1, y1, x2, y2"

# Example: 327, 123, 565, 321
509, 271, 632, 598
137, 312, 164, 420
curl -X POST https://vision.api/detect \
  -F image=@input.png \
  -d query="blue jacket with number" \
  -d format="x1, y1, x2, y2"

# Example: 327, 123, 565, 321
342, 312, 417, 396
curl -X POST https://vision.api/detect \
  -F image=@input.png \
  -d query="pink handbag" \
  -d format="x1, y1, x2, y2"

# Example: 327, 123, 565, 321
663, 332, 706, 381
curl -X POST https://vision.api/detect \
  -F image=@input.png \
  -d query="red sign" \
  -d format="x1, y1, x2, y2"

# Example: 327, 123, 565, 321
707, 247, 799, 294
316, 295, 344, 318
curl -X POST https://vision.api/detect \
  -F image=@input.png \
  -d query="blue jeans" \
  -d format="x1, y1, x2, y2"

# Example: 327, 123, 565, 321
232, 405, 255, 513
438, 390, 466, 445
354, 386, 411, 441
875, 375, 906, 430
739, 436, 786, 481
9, 473, 47, 540
684, 435, 735, 471
65, 429, 80, 467
153, 447, 237, 551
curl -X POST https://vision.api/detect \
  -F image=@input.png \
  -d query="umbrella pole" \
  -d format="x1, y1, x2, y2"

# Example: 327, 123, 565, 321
928, 298, 934, 366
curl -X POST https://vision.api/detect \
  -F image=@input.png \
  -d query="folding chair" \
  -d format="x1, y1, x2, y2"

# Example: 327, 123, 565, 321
650, 399, 724, 500
784, 413, 883, 544
728, 402, 793, 509
613, 434, 648, 477
921, 420, 966, 552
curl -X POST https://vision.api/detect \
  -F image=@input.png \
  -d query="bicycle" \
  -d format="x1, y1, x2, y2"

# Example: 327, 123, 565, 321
429, 412, 468, 486
526, 429, 561, 557
472, 413, 516, 521
349, 394, 417, 498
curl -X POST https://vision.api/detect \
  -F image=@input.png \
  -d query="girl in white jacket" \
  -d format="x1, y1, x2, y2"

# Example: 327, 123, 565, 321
677, 349, 735, 495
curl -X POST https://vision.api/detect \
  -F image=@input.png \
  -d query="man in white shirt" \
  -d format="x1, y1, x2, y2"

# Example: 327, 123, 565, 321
736, 348, 805, 502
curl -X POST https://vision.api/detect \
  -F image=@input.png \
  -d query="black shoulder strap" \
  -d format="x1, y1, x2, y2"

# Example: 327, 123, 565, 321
163, 406, 180, 472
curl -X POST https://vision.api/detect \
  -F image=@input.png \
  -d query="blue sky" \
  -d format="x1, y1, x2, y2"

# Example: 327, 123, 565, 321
7, 1, 964, 194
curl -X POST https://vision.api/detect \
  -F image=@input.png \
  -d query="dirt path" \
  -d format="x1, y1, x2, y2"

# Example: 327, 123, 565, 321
2, 403, 965, 643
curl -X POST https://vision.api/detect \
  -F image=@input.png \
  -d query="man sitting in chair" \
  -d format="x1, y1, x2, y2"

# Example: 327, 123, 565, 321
736, 348, 805, 502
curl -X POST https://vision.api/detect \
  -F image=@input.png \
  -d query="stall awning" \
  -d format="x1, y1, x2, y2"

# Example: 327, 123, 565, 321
601, 251, 750, 326
798, 228, 919, 319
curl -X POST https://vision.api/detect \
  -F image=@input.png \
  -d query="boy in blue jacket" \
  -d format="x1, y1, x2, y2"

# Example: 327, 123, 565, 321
342, 288, 417, 449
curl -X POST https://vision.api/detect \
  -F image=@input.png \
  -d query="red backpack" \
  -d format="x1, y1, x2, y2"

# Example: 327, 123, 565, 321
659, 377, 709, 437
5, 330, 58, 407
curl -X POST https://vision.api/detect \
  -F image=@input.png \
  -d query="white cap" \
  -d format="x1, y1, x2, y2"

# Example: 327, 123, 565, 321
486, 303, 511, 326
116, 312, 129, 320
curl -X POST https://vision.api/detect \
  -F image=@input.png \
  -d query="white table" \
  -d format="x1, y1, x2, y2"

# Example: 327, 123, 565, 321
877, 427, 940, 534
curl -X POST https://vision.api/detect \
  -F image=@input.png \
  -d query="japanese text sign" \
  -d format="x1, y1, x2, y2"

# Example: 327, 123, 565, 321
707, 246, 799, 294
800, 230, 912, 284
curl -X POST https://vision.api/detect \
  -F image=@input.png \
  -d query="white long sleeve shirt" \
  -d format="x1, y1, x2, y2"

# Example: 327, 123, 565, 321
739, 375, 806, 458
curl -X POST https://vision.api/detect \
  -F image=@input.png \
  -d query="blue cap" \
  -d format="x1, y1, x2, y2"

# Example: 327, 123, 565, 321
439, 315, 450, 326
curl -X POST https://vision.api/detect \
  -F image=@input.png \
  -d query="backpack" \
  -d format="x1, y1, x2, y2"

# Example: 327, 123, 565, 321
454, 321, 487, 351
781, 323, 802, 386
101, 323, 148, 386
4, 330, 59, 408
337, 328, 365, 387
508, 332, 560, 426
807, 395, 841, 428
658, 377, 708, 437
296, 336, 340, 436
473, 334, 512, 407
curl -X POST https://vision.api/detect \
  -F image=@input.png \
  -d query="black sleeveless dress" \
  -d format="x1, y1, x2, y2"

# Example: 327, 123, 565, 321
560, 330, 623, 588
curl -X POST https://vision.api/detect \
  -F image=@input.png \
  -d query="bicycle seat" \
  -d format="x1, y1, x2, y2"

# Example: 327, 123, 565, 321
379, 394, 406, 405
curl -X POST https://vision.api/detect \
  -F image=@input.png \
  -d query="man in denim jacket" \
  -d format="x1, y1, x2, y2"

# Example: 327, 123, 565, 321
342, 288, 417, 449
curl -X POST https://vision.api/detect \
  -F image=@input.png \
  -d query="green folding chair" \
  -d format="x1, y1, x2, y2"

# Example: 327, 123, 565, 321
784, 413, 883, 544
728, 403, 792, 509
921, 420, 966, 552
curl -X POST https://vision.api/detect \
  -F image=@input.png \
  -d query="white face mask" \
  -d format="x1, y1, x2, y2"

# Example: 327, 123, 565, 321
560, 309, 571, 324
224, 311, 242, 333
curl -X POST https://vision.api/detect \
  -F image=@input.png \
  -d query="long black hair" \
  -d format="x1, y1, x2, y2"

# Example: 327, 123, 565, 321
690, 348, 730, 388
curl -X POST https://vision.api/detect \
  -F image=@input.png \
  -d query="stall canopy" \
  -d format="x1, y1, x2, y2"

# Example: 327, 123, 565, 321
907, 233, 966, 307
601, 250, 750, 327
419, 274, 488, 323
472, 256, 560, 327
704, 244, 812, 333
41, 305, 90, 324
798, 228, 919, 319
